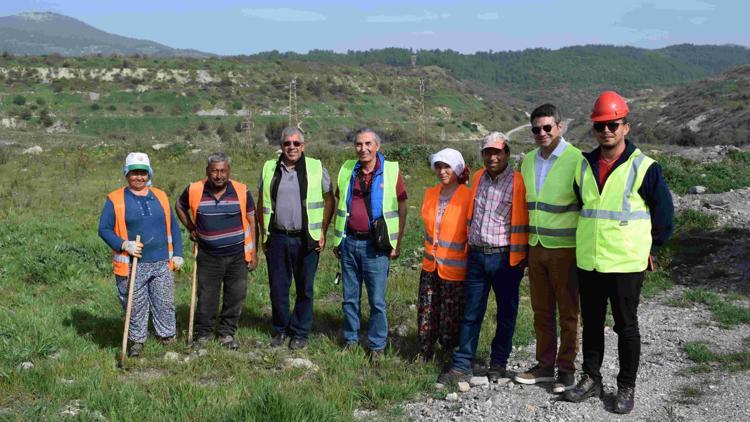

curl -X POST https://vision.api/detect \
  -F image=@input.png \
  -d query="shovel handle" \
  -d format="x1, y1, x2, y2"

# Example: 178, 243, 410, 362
120, 235, 140, 367
187, 245, 198, 345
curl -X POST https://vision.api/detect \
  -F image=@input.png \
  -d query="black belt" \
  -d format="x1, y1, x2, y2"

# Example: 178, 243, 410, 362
347, 230, 371, 240
470, 245, 510, 254
271, 227, 304, 236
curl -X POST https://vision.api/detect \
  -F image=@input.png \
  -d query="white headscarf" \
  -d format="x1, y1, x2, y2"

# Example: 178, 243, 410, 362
429, 148, 465, 176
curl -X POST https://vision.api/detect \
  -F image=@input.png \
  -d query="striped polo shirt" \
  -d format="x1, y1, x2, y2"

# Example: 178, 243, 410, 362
178, 181, 255, 257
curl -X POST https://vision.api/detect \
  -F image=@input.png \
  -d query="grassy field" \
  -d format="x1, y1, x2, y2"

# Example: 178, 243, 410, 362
0, 136, 744, 420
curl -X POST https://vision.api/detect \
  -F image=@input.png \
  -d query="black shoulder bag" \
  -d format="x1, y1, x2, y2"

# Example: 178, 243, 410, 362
359, 171, 393, 252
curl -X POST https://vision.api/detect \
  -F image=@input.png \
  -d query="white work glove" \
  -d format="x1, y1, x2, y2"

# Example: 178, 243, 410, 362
172, 256, 185, 271
122, 240, 143, 257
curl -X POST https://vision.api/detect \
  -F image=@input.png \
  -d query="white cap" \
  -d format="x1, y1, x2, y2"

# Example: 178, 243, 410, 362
429, 148, 465, 176
124, 152, 151, 173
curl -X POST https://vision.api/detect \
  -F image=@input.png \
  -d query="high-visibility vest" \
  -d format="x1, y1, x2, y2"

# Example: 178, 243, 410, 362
107, 187, 175, 276
333, 159, 399, 249
575, 149, 655, 273
467, 169, 528, 266
260, 157, 325, 240
188, 179, 254, 263
421, 184, 472, 281
520, 144, 582, 248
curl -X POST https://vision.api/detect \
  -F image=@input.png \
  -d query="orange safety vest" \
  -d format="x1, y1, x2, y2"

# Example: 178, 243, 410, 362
467, 169, 529, 266
188, 179, 254, 263
107, 187, 175, 276
421, 184, 472, 281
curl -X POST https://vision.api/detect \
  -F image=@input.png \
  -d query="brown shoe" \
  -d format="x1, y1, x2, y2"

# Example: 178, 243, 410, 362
160, 335, 177, 345
514, 364, 555, 384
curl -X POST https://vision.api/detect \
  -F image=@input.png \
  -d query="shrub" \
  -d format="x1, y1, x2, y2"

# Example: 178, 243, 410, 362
197, 121, 208, 132
232, 101, 243, 110
12, 95, 26, 106
142, 105, 155, 113
90, 103, 101, 111
106, 105, 117, 111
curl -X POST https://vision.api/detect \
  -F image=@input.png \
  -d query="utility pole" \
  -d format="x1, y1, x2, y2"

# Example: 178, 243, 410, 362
288, 78, 298, 127
418, 77, 426, 145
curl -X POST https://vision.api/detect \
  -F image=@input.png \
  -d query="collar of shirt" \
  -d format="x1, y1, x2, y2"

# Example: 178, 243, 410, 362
537, 137, 568, 161
204, 180, 235, 202
125, 188, 154, 201
483, 163, 513, 183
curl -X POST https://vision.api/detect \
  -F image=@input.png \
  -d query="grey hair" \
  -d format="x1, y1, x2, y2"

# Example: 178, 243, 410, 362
207, 152, 231, 166
353, 127, 382, 145
280, 126, 305, 144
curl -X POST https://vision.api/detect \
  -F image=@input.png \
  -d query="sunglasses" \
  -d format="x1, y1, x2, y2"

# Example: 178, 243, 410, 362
283, 141, 303, 147
593, 122, 623, 132
531, 124, 554, 135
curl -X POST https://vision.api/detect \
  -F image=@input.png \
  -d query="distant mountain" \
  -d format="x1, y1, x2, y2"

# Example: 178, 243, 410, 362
0, 12, 211, 57
632, 65, 750, 146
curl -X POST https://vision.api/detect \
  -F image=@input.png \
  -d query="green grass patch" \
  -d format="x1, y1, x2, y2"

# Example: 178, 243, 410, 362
683, 340, 750, 372
680, 289, 750, 327
660, 151, 750, 194
673, 209, 718, 234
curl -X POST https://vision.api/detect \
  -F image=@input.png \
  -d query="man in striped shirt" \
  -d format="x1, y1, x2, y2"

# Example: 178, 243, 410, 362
176, 152, 257, 350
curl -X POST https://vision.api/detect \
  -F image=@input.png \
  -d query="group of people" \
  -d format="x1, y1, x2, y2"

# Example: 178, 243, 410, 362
98, 90, 674, 414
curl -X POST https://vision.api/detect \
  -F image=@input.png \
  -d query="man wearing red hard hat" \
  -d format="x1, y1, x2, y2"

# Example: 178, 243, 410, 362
563, 91, 673, 414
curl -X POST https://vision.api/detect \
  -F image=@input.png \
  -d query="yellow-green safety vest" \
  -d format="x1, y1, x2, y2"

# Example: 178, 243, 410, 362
333, 159, 400, 248
261, 157, 325, 240
575, 148, 655, 273
521, 144, 582, 248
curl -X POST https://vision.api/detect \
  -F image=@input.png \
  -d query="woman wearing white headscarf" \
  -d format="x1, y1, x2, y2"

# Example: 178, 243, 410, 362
418, 148, 472, 361
98, 152, 184, 357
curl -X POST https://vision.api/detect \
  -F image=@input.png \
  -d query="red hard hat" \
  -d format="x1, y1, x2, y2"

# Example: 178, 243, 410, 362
590, 91, 629, 122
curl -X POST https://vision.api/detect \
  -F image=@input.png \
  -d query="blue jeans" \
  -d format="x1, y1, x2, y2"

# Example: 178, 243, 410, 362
266, 233, 320, 340
340, 236, 391, 350
451, 249, 524, 372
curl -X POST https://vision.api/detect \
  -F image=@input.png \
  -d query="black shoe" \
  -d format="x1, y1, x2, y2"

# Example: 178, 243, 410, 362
614, 385, 635, 414
219, 335, 239, 350
289, 338, 308, 350
160, 335, 177, 345
437, 368, 471, 385
270, 333, 287, 348
128, 342, 144, 357
563, 373, 602, 403
192, 336, 210, 349
487, 364, 511, 384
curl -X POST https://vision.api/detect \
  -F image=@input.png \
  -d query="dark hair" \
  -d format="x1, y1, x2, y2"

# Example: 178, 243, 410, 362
530, 103, 562, 124
457, 165, 471, 185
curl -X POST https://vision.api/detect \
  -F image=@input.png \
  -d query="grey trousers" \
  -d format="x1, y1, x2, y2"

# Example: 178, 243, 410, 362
115, 260, 176, 343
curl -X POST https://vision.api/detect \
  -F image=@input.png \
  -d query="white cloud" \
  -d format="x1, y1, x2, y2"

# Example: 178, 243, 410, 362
477, 12, 500, 20
241, 8, 326, 22
412, 30, 435, 36
366, 10, 449, 23
689, 16, 707, 24
647, 0, 716, 11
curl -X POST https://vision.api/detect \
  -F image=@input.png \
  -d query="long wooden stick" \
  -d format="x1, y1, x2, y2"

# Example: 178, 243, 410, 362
187, 245, 198, 345
120, 235, 141, 367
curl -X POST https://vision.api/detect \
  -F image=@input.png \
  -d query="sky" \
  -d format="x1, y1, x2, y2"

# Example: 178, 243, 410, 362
3, 0, 748, 55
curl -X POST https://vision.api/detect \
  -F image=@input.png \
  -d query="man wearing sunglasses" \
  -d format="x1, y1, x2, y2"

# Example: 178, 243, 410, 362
564, 91, 673, 414
516, 104, 582, 394
258, 126, 335, 350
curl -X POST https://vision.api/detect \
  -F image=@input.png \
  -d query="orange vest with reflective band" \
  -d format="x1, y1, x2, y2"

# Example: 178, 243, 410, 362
468, 169, 529, 266
421, 184, 472, 281
107, 187, 175, 276
188, 179, 254, 263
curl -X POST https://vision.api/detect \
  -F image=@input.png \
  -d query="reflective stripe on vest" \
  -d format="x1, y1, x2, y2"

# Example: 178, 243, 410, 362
261, 157, 325, 240
575, 149, 654, 273
107, 187, 174, 276
188, 179, 254, 262
421, 184, 471, 281
467, 169, 528, 266
333, 159, 400, 248
520, 145, 581, 248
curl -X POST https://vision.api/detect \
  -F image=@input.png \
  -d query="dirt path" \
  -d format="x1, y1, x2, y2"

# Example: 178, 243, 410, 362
404, 285, 750, 421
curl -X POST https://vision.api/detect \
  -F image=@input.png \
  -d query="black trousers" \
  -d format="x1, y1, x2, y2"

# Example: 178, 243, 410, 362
195, 250, 247, 338
266, 233, 319, 340
578, 269, 644, 388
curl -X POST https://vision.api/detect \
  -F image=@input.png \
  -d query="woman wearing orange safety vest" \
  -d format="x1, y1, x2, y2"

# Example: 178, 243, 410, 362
418, 148, 472, 361
98, 152, 184, 358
